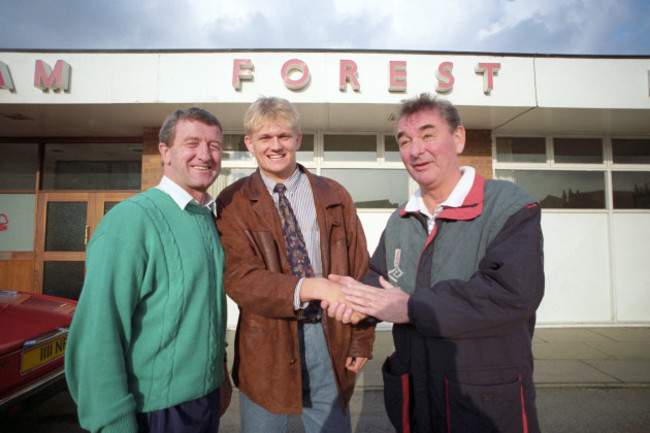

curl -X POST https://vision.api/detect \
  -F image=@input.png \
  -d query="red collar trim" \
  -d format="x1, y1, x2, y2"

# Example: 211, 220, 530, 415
438, 174, 485, 221
399, 174, 486, 221
398, 203, 414, 217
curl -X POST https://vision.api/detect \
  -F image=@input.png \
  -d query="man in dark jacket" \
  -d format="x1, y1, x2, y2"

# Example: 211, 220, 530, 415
327, 93, 544, 433
216, 96, 374, 433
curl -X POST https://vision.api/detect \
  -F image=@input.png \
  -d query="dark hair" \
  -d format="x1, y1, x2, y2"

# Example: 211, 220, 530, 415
394, 93, 462, 134
159, 107, 222, 146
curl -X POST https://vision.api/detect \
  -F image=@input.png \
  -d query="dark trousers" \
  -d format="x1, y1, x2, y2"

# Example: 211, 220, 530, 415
136, 386, 221, 433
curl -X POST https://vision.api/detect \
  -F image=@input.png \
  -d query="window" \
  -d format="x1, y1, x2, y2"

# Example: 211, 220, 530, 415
324, 134, 376, 162
42, 143, 142, 190
0, 143, 38, 191
321, 169, 408, 209
384, 135, 402, 162
495, 136, 650, 210
553, 138, 603, 164
214, 133, 410, 209
222, 134, 251, 162
497, 170, 605, 209
297, 135, 314, 163
496, 137, 546, 163
612, 172, 650, 209
612, 138, 650, 164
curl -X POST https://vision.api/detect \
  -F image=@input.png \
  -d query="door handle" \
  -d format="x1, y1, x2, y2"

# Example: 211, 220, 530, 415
84, 226, 90, 246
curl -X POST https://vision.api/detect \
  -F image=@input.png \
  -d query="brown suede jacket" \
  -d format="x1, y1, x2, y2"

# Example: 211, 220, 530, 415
215, 166, 376, 415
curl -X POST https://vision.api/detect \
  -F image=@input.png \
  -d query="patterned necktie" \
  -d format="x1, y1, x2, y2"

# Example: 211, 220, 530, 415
274, 183, 320, 320
274, 183, 314, 278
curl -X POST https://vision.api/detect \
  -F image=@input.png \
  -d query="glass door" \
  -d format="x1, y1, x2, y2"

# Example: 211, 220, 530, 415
34, 192, 136, 299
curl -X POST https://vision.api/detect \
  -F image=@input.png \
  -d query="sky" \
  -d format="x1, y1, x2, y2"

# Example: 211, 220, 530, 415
1, 0, 649, 55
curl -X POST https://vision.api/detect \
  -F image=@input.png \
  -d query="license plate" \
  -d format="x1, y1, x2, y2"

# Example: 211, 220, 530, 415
20, 334, 68, 374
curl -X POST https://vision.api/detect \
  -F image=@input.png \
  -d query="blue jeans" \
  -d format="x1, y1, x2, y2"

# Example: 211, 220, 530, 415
240, 322, 352, 433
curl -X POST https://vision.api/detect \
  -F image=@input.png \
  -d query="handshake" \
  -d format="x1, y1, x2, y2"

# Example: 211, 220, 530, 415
300, 274, 411, 325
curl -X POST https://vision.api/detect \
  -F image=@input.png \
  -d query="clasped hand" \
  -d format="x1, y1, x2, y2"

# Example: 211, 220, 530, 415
321, 275, 410, 324
300, 277, 367, 325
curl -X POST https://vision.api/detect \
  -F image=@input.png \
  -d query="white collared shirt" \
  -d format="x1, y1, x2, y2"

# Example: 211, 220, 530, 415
156, 175, 217, 217
404, 166, 476, 234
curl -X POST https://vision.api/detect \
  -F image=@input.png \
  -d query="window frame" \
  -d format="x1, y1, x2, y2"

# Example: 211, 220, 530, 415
493, 134, 650, 212
218, 131, 413, 210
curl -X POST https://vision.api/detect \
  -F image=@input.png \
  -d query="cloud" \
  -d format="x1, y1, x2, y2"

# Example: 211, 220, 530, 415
0, 0, 648, 54
470, 0, 645, 54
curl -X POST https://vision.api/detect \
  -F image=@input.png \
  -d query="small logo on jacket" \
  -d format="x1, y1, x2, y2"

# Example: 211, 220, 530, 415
388, 248, 403, 283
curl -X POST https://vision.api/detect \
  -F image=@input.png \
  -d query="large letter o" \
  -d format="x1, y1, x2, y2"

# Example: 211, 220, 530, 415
281, 59, 311, 91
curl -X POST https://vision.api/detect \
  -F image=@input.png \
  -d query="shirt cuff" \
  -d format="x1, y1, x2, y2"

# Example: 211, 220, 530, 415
293, 278, 310, 310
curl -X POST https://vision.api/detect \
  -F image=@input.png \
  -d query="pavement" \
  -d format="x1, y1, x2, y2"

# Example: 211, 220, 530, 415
2, 327, 649, 432
219, 326, 650, 432
224, 326, 650, 390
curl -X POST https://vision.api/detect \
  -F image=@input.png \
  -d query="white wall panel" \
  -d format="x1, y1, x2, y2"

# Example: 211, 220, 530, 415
612, 214, 650, 323
358, 211, 391, 254
537, 212, 612, 324
535, 58, 650, 109
0, 194, 35, 251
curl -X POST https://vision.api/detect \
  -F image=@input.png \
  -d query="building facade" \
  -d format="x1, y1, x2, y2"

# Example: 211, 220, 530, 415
1, 49, 649, 327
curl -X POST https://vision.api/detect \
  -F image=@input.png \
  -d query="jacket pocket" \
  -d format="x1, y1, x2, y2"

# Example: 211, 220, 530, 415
445, 367, 527, 433
245, 230, 282, 273
382, 353, 412, 433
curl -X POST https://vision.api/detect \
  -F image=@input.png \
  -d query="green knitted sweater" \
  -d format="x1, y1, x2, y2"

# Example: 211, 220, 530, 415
65, 188, 227, 433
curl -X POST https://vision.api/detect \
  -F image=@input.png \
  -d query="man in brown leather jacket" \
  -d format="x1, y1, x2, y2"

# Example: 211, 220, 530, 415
216, 96, 375, 433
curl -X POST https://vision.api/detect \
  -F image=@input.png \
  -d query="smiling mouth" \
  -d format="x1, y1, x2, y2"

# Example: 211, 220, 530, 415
412, 161, 431, 170
268, 154, 285, 160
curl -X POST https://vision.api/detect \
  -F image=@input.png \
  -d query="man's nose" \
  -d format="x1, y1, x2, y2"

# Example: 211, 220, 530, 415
197, 141, 212, 160
410, 138, 424, 157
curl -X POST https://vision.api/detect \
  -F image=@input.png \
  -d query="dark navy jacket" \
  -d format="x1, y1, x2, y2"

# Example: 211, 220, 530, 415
366, 174, 544, 433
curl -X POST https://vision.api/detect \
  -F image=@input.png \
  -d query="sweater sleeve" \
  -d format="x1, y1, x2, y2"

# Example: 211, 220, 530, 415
408, 204, 544, 339
65, 203, 149, 433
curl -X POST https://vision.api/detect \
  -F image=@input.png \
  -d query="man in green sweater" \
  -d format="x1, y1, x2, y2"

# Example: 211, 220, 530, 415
65, 107, 231, 433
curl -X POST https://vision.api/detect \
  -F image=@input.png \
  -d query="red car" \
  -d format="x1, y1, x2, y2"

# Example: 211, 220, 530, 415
0, 290, 77, 414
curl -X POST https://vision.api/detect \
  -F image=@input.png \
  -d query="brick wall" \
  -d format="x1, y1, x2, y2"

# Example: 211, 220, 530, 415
462, 129, 493, 179
141, 127, 163, 190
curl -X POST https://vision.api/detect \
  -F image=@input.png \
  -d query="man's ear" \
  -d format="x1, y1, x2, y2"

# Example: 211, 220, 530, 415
454, 126, 466, 155
159, 142, 170, 165
244, 135, 254, 153
295, 133, 303, 150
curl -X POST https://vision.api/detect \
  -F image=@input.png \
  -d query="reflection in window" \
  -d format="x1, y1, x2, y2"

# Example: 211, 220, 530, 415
324, 135, 376, 162
384, 136, 401, 162
496, 170, 605, 209
43, 143, 141, 190
0, 143, 38, 191
612, 139, 650, 164
553, 138, 603, 164
612, 172, 650, 209
496, 137, 546, 163
321, 169, 408, 209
